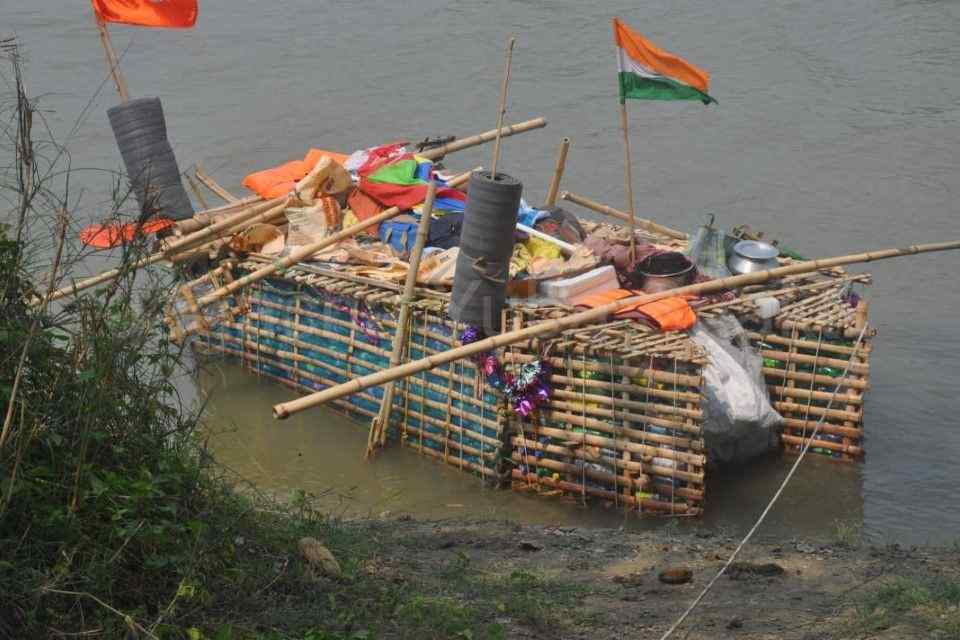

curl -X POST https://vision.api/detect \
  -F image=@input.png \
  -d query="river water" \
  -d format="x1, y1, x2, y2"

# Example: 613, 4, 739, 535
8, 0, 960, 543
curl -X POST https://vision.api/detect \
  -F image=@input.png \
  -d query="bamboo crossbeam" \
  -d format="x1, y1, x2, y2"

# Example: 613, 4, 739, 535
417, 117, 547, 161
762, 367, 867, 390
748, 331, 872, 357
528, 424, 705, 466
273, 239, 960, 419
781, 417, 863, 438
510, 452, 652, 494
781, 433, 862, 456
510, 437, 704, 483
539, 408, 704, 452
511, 471, 697, 514
502, 351, 701, 389
164, 197, 289, 257
760, 350, 869, 375
173, 195, 264, 235
547, 372, 701, 406
559, 190, 688, 240
766, 385, 863, 406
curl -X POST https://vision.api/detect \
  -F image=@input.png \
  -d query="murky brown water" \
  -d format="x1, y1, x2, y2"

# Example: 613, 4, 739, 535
9, 0, 960, 543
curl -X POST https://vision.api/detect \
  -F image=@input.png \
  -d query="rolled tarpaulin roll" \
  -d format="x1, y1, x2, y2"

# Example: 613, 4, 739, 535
107, 97, 194, 221
449, 170, 523, 333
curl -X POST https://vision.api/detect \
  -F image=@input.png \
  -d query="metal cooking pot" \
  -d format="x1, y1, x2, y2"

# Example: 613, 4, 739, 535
634, 252, 695, 294
727, 240, 780, 275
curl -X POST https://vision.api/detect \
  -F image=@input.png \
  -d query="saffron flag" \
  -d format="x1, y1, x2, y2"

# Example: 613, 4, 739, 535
613, 18, 715, 105
91, 0, 198, 28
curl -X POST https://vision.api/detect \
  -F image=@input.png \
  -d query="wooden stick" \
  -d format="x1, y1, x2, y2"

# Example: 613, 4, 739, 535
544, 137, 570, 207
490, 36, 516, 177
273, 239, 960, 419
367, 182, 438, 457
618, 101, 637, 259
516, 223, 576, 255
195, 163, 239, 203
94, 17, 128, 104
559, 190, 687, 240
194, 169, 477, 310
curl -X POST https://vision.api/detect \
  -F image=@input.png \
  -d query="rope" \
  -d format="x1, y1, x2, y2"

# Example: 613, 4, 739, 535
657, 321, 869, 640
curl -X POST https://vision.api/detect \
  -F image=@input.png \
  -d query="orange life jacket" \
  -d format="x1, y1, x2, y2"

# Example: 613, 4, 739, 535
242, 149, 349, 199
574, 289, 697, 332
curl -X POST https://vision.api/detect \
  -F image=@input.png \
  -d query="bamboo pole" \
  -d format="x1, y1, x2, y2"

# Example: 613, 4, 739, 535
273, 239, 960, 419
559, 190, 687, 240
366, 182, 438, 457
44, 251, 165, 304
618, 101, 638, 259
172, 195, 264, 235
163, 197, 290, 257
544, 137, 570, 207
417, 117, 546, 162
490, 36, 516, 177
195, 163, 239, 203
94, 17, 128, 104
194, 169, 477, 310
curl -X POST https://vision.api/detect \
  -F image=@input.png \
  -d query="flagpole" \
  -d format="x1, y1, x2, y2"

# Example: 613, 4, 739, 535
490, 35, 516, 177
94, 15, 129, 104
618, 100, 638, 261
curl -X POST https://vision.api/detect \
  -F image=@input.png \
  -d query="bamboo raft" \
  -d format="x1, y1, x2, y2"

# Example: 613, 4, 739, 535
167, 198, 874, 517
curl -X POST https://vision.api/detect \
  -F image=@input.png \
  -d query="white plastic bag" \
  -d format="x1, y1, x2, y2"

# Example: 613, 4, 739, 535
689, 315, 782, 464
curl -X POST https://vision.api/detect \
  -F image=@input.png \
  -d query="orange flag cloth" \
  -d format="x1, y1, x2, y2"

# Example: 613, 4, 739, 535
91, 0, 198, 28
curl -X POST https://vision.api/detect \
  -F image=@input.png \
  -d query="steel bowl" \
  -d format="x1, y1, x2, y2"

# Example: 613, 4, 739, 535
727, 240, 780, 275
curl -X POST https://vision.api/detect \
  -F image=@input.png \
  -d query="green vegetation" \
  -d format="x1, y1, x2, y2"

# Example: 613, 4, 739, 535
0, 41, 585, 640
850, 576, 960, 639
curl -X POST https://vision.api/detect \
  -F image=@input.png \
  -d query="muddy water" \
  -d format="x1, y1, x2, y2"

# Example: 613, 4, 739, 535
9, 0, 960, 543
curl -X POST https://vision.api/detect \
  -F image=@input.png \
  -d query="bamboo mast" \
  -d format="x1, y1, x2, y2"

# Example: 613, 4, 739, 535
544, 137, 570, 207
490, 36, 516, 177
618, 101, 638, 260
94, 16, 129, 103
366, 182, 439, 457
273, 239, 960, 419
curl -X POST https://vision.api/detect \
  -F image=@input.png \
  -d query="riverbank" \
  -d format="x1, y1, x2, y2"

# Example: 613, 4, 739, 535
188, 507, 960, 640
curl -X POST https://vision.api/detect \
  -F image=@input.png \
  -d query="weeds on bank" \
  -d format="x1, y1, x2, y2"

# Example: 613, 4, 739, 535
850, 576, 960, 639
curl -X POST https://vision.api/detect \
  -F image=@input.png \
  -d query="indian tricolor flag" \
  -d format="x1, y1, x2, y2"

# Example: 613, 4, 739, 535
613, 18, 715, 105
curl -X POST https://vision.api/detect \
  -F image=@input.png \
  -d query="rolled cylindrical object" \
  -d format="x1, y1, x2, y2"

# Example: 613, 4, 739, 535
449, 171, 523, 333
108, 97, 194, 221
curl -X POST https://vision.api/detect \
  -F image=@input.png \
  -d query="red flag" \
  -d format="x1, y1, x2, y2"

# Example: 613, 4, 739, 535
91, 0, 198, 28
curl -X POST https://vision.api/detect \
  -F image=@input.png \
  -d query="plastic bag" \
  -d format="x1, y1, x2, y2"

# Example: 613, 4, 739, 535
685, 214, 731, 279
689, 315, 782, 464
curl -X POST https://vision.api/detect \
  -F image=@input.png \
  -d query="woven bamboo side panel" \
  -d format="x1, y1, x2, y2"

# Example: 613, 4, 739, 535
750, 327, 871, 461
196, 277, 506, 479
501, 309, 707, 517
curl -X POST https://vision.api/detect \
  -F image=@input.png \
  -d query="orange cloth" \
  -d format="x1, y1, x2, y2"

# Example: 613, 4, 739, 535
242, 149, 349, 199
574, 289, 696, 332
345, 187, 386, 236
92, 0, 198, 28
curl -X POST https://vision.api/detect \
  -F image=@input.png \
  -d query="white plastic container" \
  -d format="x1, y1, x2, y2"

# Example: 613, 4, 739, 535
540, 265, 619, 304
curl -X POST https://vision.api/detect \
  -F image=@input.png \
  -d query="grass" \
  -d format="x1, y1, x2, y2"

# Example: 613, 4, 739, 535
832, 518, 863, 549
850, 576, 960, 639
